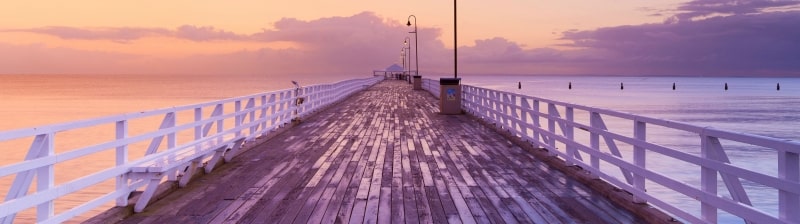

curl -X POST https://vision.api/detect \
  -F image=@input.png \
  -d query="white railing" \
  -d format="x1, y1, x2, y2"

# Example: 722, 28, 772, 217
0, 76, 382, 223
459, 84, 799, 223
421, 78, 440, 99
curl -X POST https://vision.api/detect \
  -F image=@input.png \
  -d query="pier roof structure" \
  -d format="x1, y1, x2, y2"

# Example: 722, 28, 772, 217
106, 80, 647, 223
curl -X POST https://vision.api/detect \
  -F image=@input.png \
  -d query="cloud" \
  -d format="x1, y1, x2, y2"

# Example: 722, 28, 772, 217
2, 25, 247, 42
1, 26, 167, 42
672, 0, 800, 21
175, 25, 248, 41
0, 12, 454, 77
1, 9, 799, 77
560, 10, 800, 75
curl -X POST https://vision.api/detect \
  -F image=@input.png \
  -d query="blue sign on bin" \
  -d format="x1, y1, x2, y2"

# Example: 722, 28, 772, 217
446, 88, 456, 100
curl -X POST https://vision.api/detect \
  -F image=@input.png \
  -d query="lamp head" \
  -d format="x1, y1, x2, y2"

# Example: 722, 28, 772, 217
406, 21, 412, 26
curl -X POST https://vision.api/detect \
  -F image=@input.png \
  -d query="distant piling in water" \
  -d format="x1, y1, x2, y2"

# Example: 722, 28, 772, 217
777, 83, 781, 91
569, 82, 572, 89
518, 81, 521, 89
620, 82, 624, 90
672, 83, 676, 90
725, 83, 729, 91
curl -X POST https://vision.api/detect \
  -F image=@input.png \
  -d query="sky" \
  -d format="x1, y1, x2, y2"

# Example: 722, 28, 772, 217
1, 0, 799, 77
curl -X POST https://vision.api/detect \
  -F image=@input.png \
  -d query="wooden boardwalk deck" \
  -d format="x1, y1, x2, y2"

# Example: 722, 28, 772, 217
115, 80, 645, 224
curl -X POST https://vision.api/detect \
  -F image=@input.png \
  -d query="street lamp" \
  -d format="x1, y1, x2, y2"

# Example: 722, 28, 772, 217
401, 47, 406, 80
437, 0, 461, 115
404, 37, 411, 84
453, 1, 457, 79
406, 15, 419, 79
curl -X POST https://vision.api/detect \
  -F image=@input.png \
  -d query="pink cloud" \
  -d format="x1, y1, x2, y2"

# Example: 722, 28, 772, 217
1, 9, 799, 77
2, 25, 247, 42
175, 25, 247, 41
673, 0, 800, 21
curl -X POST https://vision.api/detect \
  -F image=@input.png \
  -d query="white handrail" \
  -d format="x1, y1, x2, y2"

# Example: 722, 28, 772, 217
0, 76, 382, 223
459, 84, 800, 223
421, 78, 439, 99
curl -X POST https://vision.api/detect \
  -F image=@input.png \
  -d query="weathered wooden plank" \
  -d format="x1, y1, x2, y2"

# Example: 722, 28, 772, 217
113, 80, 647, 224
468, 185, 508, 224
424, 186, 449, 223
209, 160, 291, 223
362, 145, 386, 224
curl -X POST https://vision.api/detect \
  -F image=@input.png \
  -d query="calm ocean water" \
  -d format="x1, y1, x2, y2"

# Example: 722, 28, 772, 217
0, 73, 360, 223
1, 74, 798, 223
461, 74, 800, 223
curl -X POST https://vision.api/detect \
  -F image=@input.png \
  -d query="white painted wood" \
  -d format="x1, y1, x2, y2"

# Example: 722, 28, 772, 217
0, 77, 382, 222
454, 82, 800, 223
589, 112, 601, 179
633, 120, 646, 204
779, 151, 800, 222
115, 121, 130, 206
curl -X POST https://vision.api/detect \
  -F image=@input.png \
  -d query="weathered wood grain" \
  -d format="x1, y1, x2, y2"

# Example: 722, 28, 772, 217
114, 80, 646, 224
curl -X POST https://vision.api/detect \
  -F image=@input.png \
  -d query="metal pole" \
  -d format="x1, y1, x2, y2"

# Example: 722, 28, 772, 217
408, 44, 412, 83
405, 37, 411, 84
401, 48, 405, 80
454, 0, 457, 79
407, 15, 419, 77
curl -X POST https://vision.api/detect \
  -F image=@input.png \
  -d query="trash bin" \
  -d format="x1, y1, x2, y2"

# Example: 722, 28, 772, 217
439, 78, 462, 114
413, 76, 422, 90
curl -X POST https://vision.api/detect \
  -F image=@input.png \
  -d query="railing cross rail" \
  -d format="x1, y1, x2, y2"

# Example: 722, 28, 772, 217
440, 79, 800, 224
0, 76, 382, 223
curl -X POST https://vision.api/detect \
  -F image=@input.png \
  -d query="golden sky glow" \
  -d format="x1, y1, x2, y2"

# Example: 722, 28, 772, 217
2, 1, 798, 76
1, 1, 672, 49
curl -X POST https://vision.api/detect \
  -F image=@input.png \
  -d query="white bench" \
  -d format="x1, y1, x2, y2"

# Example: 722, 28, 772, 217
129, 134, 247, 213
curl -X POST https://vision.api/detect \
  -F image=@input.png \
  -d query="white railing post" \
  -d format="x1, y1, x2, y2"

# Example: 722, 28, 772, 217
268, 94, 277, 127
247, 98, 256, 136
520, 97, 530, 141
501, 93, 510, 127
2, 134, 51, 224
278, 91, 288, 123
494, 92, 503, 124
115, 120, 129, 206
779, 151, 800, 222
36, 133, 55, 222
216, 104, 224, 137
259, 95, 268, 135
589, 112, 601, 179
700, 134, 718, 223
235, 100, 242, 137
532, 100, 541, 147
565, 106, 576, 166
166, 112, 177, 181
194, 108, 202, 141
633, 120, 647, 203
546, 103, 558, 156
510, 94, 519, 133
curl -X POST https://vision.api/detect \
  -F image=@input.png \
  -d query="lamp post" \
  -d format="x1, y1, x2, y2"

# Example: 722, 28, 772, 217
400, 47, 406, 80
438, 0, 461, 114
404, 37, 412, 84
406, 15, 419, 78
453, 1, 457, 79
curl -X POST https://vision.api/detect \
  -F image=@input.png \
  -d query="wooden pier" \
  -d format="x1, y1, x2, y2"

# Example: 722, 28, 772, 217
108, 80, 647, 223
